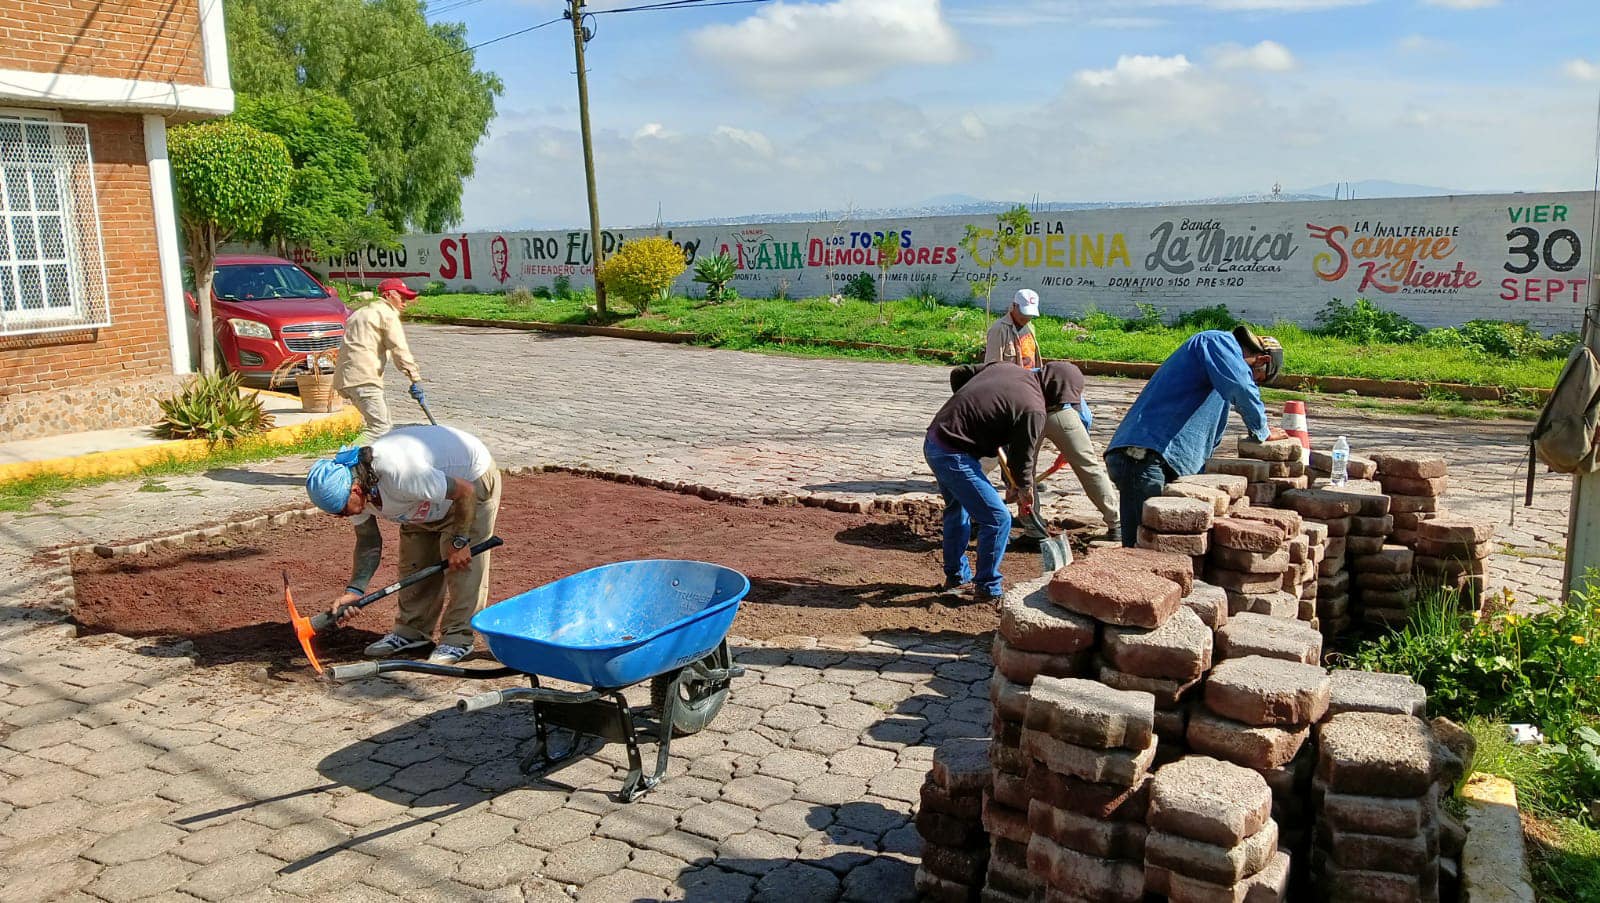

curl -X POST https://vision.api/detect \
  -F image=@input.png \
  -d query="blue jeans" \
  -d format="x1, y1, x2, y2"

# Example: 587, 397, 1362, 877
1105, 450, 1169, 548
924, 435, 1011, 595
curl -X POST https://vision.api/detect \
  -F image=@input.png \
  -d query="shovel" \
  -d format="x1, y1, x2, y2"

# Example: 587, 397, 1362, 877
286, 535, 503, 673
413, 387, 438, 425
995, 450, 1072, 574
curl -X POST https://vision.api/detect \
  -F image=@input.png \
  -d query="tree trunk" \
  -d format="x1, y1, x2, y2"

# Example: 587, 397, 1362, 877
189, 224, 218, 376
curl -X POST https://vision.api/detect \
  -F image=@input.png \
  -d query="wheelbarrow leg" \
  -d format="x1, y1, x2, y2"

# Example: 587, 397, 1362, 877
519, 675, 581, 775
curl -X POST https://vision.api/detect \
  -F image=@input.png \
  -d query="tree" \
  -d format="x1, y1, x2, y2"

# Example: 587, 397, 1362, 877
958, 204, 1032, 320
597, 236, 686, 314
233, 92, 392, 259
169, 120, 293, 375
226, 0, 502, 232
871, 231, 902, 324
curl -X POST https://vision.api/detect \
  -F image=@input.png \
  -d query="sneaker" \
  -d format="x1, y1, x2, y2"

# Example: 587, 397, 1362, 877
972, 588, 1004, 608
364, 633, 429, 658
427, 644, 470, 665
1103, 524, 1122, 545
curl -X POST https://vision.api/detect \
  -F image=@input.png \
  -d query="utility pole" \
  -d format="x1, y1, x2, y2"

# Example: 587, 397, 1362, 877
567, 0, 607, 314
1561, 97, 1600, 601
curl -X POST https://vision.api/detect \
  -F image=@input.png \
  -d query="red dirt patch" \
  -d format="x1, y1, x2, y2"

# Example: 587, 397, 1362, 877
72, 472, 1045, 668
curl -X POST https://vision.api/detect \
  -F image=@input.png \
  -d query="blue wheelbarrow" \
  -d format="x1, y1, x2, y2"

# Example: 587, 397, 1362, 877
331, 559, 750, 802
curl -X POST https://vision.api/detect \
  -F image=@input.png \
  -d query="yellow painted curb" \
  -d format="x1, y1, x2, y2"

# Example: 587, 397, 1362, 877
0, 407, 362, 485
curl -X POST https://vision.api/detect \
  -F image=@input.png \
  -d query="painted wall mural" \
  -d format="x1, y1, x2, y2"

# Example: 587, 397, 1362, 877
291, 191, 1596, 333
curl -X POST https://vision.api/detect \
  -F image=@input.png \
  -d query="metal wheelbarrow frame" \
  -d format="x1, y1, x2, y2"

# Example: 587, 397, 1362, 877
331, 560, 750, 803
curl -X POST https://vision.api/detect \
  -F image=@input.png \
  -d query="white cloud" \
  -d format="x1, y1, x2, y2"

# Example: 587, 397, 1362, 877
1421, 0, 1498, 8
1213, 40, 1296, 71
689, 0, 964, 90
1397, 34, 1446, 52
1076, 54, 1193, 87
633, 123, 669, 141
713, 126, 775, 157
1565, 59, 1600, 81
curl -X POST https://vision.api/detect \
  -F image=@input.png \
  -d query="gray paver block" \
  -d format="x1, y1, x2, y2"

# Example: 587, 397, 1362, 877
86, 853, 195, 903
755, 861, 841, 903
718, 828, 800, 874
575, 869, 675, 903
1049, 563, 1182, 629
1187, 707, 1309, 771
1216, 613, 1323, 666
1184, 581, 1230, 630
1319, 784, 1436, 837
1326, 670, 1428, 718
541, 836, 632, 885
1148, 755, 1273, 849
1318, 713, 1440, 797
453, 843, 548, 890
0, 858, 102, 903
1102, 607, 1213, 681
841, 855, 918, 903
930, 737, 991, 793
1095, 663, 1198, 708
1138, 526, 1210, 556
1144, 496, 1216, 533
429, 811, 519, 853
83, 822, 187, 865
1023, 676, 1155, 749
677, 865, 757, 901
992, 636, 1086, 685
722, 774, 796, 811
178, 851, 283, 902
1145, 847, 1290, 903
1319, 823, 1439, 873
1205, 656, 1331, 726
998, 577, 1099, 655
1146, 818, 1279, 885
679, 799, 760, 842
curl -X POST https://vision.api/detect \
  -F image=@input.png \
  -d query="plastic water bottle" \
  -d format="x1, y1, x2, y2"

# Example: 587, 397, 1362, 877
1331, 436, 1350, 487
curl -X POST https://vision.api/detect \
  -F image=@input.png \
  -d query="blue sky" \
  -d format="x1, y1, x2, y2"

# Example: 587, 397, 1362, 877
430, 0, 1600, 230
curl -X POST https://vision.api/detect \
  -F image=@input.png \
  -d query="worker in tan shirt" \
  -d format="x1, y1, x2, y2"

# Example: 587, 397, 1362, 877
334, 277, 423, 443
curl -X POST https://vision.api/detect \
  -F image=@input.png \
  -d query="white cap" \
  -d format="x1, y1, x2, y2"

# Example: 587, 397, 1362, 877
1013, 289, 1040, 317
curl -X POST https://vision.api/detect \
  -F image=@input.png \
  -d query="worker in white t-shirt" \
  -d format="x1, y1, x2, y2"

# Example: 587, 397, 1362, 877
305, 424, 501, 665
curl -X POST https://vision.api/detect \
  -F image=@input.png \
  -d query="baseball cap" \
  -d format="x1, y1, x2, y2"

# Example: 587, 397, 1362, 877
1013, 289, 1040, 317
377, 277, 418, 300
1232, 324, 1284, 383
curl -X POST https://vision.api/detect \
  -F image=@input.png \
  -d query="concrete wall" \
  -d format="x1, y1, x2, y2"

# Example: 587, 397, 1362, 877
306, 191, 1597, 333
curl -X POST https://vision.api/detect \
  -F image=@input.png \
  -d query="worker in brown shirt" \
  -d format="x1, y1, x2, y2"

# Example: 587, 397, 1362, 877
333, 278, 423, 443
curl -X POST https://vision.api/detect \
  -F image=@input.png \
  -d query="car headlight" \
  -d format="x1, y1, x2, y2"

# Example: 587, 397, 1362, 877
227, 318, 273, 339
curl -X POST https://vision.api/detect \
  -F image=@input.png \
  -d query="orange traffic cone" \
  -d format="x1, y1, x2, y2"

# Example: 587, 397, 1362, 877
1281, 400, 1310, 464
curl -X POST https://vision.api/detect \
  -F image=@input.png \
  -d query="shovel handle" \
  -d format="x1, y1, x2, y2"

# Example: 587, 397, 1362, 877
416, 395, 438, 425
311, 535, 503, 631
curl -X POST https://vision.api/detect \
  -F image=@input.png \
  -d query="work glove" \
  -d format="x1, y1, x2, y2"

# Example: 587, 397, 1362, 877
408, 382, 426, 404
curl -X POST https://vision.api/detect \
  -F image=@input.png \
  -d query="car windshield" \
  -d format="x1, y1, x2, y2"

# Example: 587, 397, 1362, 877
213, 263, 329, 301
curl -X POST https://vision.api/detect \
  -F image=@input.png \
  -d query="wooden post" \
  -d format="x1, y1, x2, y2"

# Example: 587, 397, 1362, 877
569, 0, 607, 315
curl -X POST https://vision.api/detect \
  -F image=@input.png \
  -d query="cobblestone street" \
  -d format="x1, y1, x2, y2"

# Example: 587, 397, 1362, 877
0, 326, 1573, 901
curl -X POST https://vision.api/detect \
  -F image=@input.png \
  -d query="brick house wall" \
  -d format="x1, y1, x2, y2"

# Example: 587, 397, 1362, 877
0, 0, 206, 86
0, 0, 229, 443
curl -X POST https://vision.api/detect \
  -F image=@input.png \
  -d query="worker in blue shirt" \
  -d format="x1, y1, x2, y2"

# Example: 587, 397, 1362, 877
1105, 325, 1290, 547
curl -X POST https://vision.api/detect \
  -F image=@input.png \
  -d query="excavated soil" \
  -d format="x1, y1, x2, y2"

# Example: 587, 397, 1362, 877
72, 472, 1045, 668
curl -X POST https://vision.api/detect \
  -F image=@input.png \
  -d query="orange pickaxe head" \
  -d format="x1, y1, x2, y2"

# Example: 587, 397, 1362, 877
284, 570, 324, 674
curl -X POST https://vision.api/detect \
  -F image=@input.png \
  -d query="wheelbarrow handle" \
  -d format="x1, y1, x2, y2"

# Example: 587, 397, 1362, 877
309, 535, 503, 632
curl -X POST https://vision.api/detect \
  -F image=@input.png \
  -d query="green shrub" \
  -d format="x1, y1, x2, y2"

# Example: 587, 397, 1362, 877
553, 275, 572, 299
156, 373, 274, 441
693, 252, 738, 302
843, 272, 876, 302
1344, 579, 1600, 737
1458, 320, 1578, 360
597, 235, 687, 313
1315, 297, 1423, 344
1125, 302, 1165, 332
420, 280, 446, 296
1172, 304, 1240, 332
1076, 304, 1126, 331
505, 287, 535, 309
532, 285, 552, 299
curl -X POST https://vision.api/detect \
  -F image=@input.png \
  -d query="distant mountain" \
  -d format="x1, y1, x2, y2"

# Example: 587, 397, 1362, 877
1293, 179, 1486, 199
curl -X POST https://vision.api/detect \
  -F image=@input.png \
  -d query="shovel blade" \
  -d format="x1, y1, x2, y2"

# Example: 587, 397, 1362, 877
1039, 537, 1073, 575
283, 571, 325, 675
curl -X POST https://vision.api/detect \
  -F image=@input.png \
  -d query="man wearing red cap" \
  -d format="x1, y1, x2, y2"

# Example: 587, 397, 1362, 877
334, 278, 424, 443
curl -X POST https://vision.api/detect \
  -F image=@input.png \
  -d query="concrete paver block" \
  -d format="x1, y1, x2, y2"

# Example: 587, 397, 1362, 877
1027, 797, 1148, 859
1084, 547, 1197, 596
1212, 519, 1284, 553
1025, 833, 1144, 903
1176, 473, 1249, 500
1206, 656, 1331, 726
1326, 670, 1427, 718
1184, 581, 1230, 629
1216, 613, 1322, 665
931, 737, 992, 794
1280, 489, 1365, 520
1145, 817, 1279, 885
1206, 458, 1271, 482
1232, 506, 1304, 538
1024, 676, 1155, 750
1317, 713, 1440, 797
1096, 663, 1199, 708
1144, 847, 1290, 903
1371, 452, 1448, 480
1147, 756, 1272, 847
1238, 436, 1304, 462
1138, 527, 1209, 556
1187, 708, 1309, 770
1318, 785, 1435, 837
1210, 569, 1286, 595
1102, 607, 1213, 681
1049, 564, 1182, 629
998, 577, 1099, 655
1144, 497, 1216, 534
993, 636, 1088, 685
1210, 546, 1291, 575
1163, 482, 1229, 517
1019, 728, 1156, 787
1025, 765, 1151, 821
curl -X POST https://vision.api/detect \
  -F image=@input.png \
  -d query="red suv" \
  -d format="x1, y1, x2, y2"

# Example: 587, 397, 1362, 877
186, 254, 349, 387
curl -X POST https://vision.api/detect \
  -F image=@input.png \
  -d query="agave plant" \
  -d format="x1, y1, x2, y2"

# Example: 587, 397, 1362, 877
692, 252, 737, 302
156, 372, 274, 442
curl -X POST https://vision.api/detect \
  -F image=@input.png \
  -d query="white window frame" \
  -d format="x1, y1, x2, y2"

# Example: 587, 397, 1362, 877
0, 107, 112, 336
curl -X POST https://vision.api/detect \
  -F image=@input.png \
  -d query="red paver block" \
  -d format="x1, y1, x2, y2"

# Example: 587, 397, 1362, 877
1027, 798, 1148, 860
1388, 494, 1439, 514
922, 841, 990, 884
1345, 534, 1386, 556
1144, 497, 1216, 534
1317, 713, 1440, 797
1280, 488, 1365, 519
1354, 571, 1413, 591
1238, 436, 1304, 462
1413, 556, 1486, 579
1088, 546, 1197, 596
1317, 783, 1436, 837
1145, 818, 1279, 885
915, 866, 977, 903
1020, 728, 1157, 787
1177, 473, 1250, 501
993, 635, 1089, 685
1211, 568, 1286, 595
1147, 755, 1273, 847
932, 737, 993, 793
1144, 847, 1290, 903
1300, 521, 1329, 545
1187, 708, 1309, 769
1211, 546, 1291, 575
1049, 562, 1182, 629
1391, 511, 1436, 532
1025, 834, 1145, 903
1317, 822, 1439, 874
1225, 589, 1299, 619
982, 795, 1031, 845
1025, 765, 1151, 822
1371, 452, 1447, 480
1185, 581, 1230, 629
1024, 676, 1155, 750
1206, 457, 1271, 482
921, 780, 984, 819
990, 672, 1030, 722
1361, 587, 1419, 609
1139, 527, 1210, 556
1350, 545, 1413, 575
1103, 606, 1214, 681
1097, 662, 1201, 708
998, 576, 1100, 655
1217, 612, 1322, 665
1206, 656, 1331, 726
917, 806, 985, 848
1287, 535, 1310, 564
1414, 538, 1492, 561
1212, 518, 1285, 553
1351, 514, 1395, 536
1164, 482, 1230, 517
1380, 475, 1448, 498
1245, 482, 1280, 506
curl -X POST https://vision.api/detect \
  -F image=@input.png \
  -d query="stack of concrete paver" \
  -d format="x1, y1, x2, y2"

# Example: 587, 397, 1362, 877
1139, 496, 1217, 570
1193, 656, 1331, 866
1309, 448, 1377, 484
1371, 452, 1447, 548
1021, 677, 1156, 903
1209, 516, 1300, 621
1238, 434, 1312, 496
1229, 505, 1316, 624
1206, 454, 1278, 507
1299, 521, 1333, 629
1144, 755, 1292, 901
1102, 600, 1214, 763
1352, 545, 1418, 628
1171, 473, 1251, 519
1413, 515, 1495, 610
918, 737, 995, 903
1279, 488, 1369, 634
1313, 713, 1447, 902
986, 575, 1100, 900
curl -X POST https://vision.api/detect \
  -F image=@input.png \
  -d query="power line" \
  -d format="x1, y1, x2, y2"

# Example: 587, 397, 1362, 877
592, 0, 772, 14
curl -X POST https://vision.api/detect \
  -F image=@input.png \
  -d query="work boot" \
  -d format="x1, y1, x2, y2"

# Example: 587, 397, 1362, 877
1103, 523, 1122, 545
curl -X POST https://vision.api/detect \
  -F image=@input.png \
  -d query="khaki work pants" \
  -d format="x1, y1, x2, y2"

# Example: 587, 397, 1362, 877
1025, 409, 1121, 536
340, 384, 392, 445
392, 466, 501, 649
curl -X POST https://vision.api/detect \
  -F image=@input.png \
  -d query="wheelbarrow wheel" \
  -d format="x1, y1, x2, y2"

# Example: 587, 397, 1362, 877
650, 641, 732, 737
